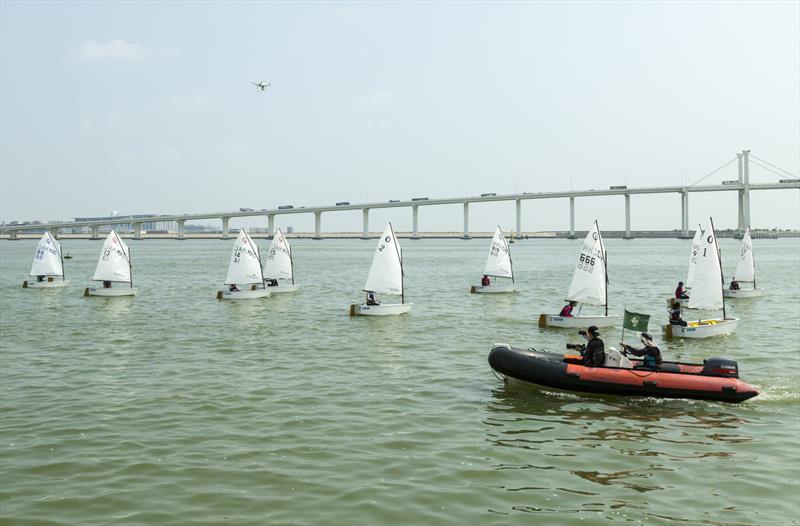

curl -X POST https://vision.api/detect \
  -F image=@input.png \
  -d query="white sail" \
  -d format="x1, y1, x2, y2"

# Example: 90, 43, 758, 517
732, 228, 755, 283
688, 219, 723, 310
263, 228, 293, 280
686, 226, 703, 289
29, 232, 63, 277
225, 229, 263, 285
92, 230, 132, 283
565, 221, 607, 306
483, 226, 513, 279
363, 223, 403, 295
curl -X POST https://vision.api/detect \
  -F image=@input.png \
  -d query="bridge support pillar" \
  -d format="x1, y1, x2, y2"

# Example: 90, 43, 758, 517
568, 196, 576, 239
133, 223, 143, 240
515, 199, 522, 237
177, 220, 186, 240
462, 202, 470, 239
313, 211, 322, 240
361, 209, 370, 239
411, 205, 420, 239
267, 214, 275, 238
680, 190, 689, 238
624, 194, 632, 239
737, 153, 745, 233
8, 230, 17, 240
221, 217, 230, 239
739, 150, 750, 230
91, 225, 100, 240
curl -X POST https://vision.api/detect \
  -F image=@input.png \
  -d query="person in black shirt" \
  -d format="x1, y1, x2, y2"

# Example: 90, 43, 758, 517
579, 325, 605, 367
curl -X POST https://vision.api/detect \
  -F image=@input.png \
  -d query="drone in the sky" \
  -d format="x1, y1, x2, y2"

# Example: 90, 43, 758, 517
252, 81, 271, 91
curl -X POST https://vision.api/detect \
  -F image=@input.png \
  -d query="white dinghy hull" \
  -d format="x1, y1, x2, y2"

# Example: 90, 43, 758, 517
722, 289, 762, 299
265, 282, 300, 294
470, 284, 516, 294
539, 314, 620, 328
663, 318, 739, 339
349, 303, 412, 316
217, 288, 272, 300
84, 287, 138, 297
23, 279, 69, 289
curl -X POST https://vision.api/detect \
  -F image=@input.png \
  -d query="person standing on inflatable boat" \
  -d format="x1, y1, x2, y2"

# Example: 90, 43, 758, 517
576, 326, 605, 366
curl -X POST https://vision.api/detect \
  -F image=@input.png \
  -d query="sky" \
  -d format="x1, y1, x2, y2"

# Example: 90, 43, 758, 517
1, 1, 798, 233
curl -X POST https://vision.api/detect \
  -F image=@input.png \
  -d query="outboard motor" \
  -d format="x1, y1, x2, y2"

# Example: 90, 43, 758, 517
702, 357, 739, 378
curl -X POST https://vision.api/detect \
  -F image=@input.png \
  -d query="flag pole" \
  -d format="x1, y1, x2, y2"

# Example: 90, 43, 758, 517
621, 307, 626, 347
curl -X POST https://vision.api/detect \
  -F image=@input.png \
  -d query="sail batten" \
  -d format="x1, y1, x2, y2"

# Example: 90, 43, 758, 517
263, 228, 293, 280
687, 219, 724, 311
224, 229, 263, 285
565, 221, 607, 306
732, 228, 756, 283
483, 227, 513, 278
30, 232, 64, 277
363, 223, 403, 295
92, 230, 132, 283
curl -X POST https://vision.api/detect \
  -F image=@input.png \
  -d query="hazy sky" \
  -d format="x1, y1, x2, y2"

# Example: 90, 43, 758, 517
1, 1, 798, 232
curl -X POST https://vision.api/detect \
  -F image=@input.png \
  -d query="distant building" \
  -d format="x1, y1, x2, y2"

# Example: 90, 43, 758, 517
286, 226, 294, 234
71, 214, 176, 233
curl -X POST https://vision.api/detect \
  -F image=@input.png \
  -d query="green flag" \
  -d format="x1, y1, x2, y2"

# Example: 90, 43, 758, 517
623, 309, 650, 332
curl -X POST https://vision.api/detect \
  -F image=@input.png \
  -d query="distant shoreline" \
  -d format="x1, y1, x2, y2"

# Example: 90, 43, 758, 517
2, 230, 795, 240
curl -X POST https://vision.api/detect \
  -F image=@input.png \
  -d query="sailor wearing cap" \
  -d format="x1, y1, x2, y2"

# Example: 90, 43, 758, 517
579, 325, 605, 367
621, 332, 663, 369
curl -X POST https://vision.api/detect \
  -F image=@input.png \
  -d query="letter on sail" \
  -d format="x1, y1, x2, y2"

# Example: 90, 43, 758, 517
92, 230, 132, 283
565, 221, 607, 306
733, 228, 755, 283
484, 227, 513, 279
30, 232, 64, 277
225, 229, 263, 285
263, 228, 293, 280
688, 220, 723, 311
363, 223, 403, 295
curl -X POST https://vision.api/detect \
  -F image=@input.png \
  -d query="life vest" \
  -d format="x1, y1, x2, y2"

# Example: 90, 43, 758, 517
560, 305, 573, 316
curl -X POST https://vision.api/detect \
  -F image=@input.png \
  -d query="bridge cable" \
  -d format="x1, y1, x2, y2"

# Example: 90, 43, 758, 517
749, 159, 798, 180
688, 157, 737, 187
749, 154, 798, 179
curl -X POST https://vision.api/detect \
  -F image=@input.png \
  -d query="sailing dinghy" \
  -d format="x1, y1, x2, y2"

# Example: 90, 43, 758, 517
217, 229, 271, 300
263, 228, 299, 294
84, 230, 137, 297
350, 223, 411, 316
470, 226, 515, 293
723, 227, 761, 298
539, 220, 619, 328
22, 232, 69, 288
664, 218, 738, 339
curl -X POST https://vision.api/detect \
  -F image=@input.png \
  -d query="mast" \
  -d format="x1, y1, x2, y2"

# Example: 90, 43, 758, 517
289, 238, 295, 285
749, 226, 757, 290
710, 217, 726, 320
248, 229, 265, 288
596, 220, 609, 316
56, 233, 65, 281
400, 248, 405, 304
128, 244, 134, 288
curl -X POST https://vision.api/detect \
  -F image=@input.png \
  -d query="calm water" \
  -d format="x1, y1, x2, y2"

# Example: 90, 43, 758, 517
1, 237, 799, 525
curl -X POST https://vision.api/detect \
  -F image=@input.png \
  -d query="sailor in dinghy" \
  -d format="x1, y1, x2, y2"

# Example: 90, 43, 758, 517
350, 223, 411, 316
668, 226, 702, 307
22, 232, 69, 289
262, 228, 299, 294
217, 229, 271, 300
663, 218, 738, 339
84, 230, 137, 297
470, 226, 516, 293
723, 227, 761, 298
538, 220, 619, 328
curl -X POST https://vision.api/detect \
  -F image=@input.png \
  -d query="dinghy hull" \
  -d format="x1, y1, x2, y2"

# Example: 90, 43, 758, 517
23, 279, 69, 289
216, 288, 271, 300
265, 283, 300, 294
470, 284, 515, 294
84, 287, 138, 297
488, 344, 758, 403
349, 303, 412, 316
722, 289, 762, 298
538, 314, 619, 328
663, 318, 738, 339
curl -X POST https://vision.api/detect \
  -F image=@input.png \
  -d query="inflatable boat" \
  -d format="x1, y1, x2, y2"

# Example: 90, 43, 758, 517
488, 344, 758, 403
